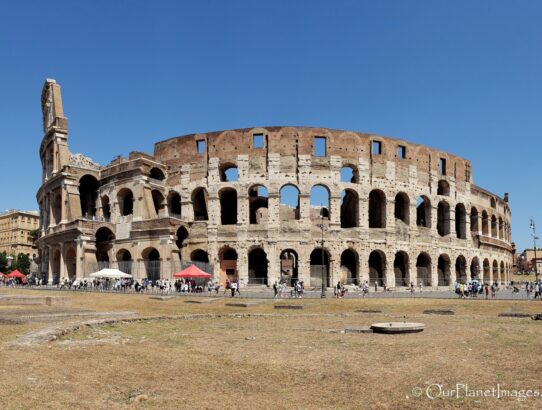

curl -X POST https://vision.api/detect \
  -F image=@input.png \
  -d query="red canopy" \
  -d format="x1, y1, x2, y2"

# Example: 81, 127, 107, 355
6, 269, 26, 284
173, 265, 212, 279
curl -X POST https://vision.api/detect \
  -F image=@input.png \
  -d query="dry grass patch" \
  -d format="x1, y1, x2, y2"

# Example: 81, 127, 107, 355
1, 289, 542, 409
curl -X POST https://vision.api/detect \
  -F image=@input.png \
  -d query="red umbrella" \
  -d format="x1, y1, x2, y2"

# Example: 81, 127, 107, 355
173, 264, 212, 279
6, 269, 26, 284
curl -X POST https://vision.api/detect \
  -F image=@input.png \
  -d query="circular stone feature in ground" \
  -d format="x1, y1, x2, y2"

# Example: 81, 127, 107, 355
370, 322, 425, 334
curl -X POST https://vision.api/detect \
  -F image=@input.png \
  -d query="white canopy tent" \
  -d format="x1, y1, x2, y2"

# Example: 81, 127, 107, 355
89, 268, 133, 279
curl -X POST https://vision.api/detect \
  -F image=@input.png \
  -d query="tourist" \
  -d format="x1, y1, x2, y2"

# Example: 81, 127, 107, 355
230, 280, 236, 297
410, 282, 415, 295
491, 282, 497, 299
484, 283, 490, 299
273, 281, 278, 298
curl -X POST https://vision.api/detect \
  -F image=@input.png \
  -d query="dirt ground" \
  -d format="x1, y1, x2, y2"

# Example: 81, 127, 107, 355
1, 289, 542, 409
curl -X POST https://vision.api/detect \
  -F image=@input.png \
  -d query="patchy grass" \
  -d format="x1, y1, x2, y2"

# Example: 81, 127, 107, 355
1, 289, 542, 409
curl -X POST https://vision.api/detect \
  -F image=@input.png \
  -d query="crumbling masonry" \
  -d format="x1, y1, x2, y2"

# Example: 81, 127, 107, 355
37, 79, 513, 288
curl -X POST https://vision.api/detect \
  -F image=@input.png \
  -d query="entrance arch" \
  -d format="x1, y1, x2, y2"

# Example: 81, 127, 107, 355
340, 249, 358, 285
219, 247, 238, 284
416, 253, 432, 287
248, 248, 268, 285
368, 250, 386, 286
310, 248, 330, 287
437, 254, 451, 286
280, 249, 299, 286
142, 248, 161, 282
394, 251, 409, 287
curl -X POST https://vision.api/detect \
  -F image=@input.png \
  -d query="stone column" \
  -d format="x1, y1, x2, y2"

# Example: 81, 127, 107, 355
267, 243, 279, 286
449, 206, 456, 237
386, 198, 395, 230
59, 243, 66, 280
47, 246, 53, 285
385, 250, 396, 288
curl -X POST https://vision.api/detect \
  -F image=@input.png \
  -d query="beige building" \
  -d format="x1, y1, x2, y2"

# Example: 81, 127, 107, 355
0, 210, 39, 257
37, 79, 514, 286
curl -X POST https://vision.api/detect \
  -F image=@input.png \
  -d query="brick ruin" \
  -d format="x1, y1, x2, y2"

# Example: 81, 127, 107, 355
37, 79, 513, 288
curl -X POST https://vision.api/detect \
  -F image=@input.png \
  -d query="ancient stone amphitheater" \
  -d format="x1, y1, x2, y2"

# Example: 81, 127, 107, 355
37, 79, 513, 288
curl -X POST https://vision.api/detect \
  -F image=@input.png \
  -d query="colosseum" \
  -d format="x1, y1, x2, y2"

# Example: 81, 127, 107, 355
37, 79, 514, 288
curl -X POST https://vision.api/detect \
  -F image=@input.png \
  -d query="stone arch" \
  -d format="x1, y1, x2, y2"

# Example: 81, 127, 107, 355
248, 247, 268, 285
482, 211, 489, 236
456, 255, 467, 283
79, 175, 99, 219
470, 207, 479, 233
219, 187, 238, 225
175, 227, 189, 252
340, 165, 359, 183
368, 250, 386, 286
483, 258, 491, 283
192, 187, 209, 221
151, 189, 165, 217
52, 249, 61, 285
492, 259, 499, 283
498, 217, 504, 239
310, 185, 330, 220
437, 201, 450, 236
53, 193, 62, 225
394, 251, 409, 287
368, 190, 386, 228
438, 254, 452, 286
279, 184, 300, 221
394, 192, 410, 225
142, 247, 160, 282
500, 261, 505, 283
65, 247, 76, 280
219, 162, 238, 182
310, 248, 330, 287
340, 189, 359, 228
455, 203, 467, 239
219, 246, 238, 283
340, 248, 358, 285
280, 249, 299, 286
491, 215, 498, 238
101, 195, 111, 220
167, 191, 182, 218
249, 185, 268, 224
437, 180, 450, 196
149, 167, 165, 181
117, 188, 134, 217
116, 249, 132, 274
190, 249, 209, 263
416, 252, 432, 286
470, 257, 481, 280
416, 196, 431, 228
95, 227, 115, 267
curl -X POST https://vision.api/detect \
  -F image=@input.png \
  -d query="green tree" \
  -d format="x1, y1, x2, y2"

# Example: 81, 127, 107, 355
0, 251, 7, 273
13, 253, 31, 275
28, 229, 40, 244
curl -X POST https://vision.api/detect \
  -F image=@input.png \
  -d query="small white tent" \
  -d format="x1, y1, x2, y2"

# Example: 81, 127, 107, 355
89, 268, 133, 279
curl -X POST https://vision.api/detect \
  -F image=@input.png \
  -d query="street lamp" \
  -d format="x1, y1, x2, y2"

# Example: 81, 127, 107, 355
530, 218, 539, 281
318, 206, 327, 298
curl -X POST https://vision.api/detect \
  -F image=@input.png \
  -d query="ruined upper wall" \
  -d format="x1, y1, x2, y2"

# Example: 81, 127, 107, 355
154, 126, 472, 185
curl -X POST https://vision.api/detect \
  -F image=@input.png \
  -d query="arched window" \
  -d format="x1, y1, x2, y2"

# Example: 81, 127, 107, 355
175, 227, 189, 258
280, 184, 300, 221
101, 196, 111, 220
220, 163, 238, 182
340, 165, 359, 183
394, 192, 410, 225
219, 187, 238, 225
310, 185, 330, 220
481, 211, 489, 235
149, 167, 165, 181
117, 188, 134, 216
95, 227, 115, 268
416, 196, 431, 228
437, 180, 450, 196
437, 201, 450, 236
491, 215, 498, 237
167, 191, 182, 218
249, 185, 268, 224
151, 190, 165, 217
455, 203, 467, 239
470, 207, 479, 233
368, 190, 386, 228
340, 189, 358, 228
192, 188, 208, 221
79, 175, 99, 219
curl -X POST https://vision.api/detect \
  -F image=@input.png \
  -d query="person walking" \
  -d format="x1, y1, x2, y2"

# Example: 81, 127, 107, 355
273, 281, 278, 298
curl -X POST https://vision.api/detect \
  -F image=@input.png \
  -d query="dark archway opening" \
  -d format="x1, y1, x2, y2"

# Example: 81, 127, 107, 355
249, 185, 268, 224
117, 188, 134, 216
79, 175, 99, 219
168, 192, 182, 218
438, 254, 451, 286
394, 192, 410, 225
310, 248, 330, 288
340, 189, 358, 228
369, 190, 386, 228
192, 188, 209, 221
341, 249, 358, 285
248, 248, 268, 285
416, 253, 432, 286
280, 249, 299, 286
394, 251, 409, 287
219, 188, 238, 225
416, 196, 431, 228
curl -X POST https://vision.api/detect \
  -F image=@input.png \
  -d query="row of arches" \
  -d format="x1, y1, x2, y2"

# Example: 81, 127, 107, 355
74, 174, 509, 243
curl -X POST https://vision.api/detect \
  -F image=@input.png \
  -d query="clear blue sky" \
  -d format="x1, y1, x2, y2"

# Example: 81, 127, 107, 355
1, 0, 541, 251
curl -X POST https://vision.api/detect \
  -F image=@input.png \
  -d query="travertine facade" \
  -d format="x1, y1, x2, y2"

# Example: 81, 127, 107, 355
37, 79, 513, 287
0, 210, 39, 256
